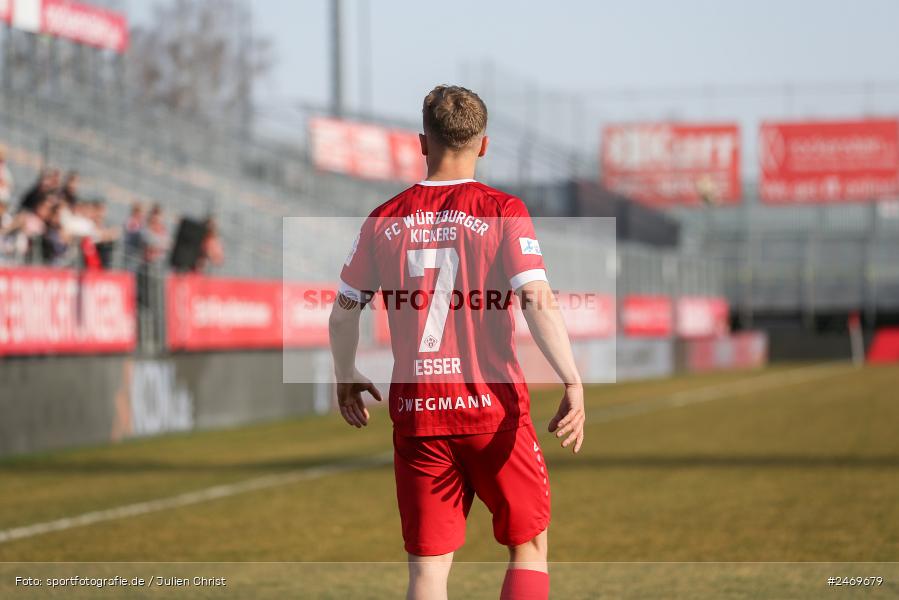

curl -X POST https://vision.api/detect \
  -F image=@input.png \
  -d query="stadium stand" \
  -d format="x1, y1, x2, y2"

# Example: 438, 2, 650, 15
671, 186, 899, 326
0, 84, 724, 294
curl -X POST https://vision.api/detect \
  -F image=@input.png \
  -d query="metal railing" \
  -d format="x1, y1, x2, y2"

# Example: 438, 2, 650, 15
2, 81, 726, 315
671, 195, 899, 321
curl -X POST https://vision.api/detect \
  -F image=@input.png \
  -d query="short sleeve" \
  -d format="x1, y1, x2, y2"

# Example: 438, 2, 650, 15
501, 197, 548, 290
339, 217, 380, 302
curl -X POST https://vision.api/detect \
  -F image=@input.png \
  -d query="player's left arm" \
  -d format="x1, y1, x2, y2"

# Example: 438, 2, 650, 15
329, 293, 382, 428
502, 196, 585, 453
518, 280, 585, 453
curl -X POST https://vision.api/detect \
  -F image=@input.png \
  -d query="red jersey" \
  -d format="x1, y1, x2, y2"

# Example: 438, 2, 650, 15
339, 179, 547, 436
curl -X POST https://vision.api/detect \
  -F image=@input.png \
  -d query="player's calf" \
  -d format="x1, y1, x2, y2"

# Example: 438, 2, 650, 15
502, 529, 549, 600
407, 552, 453, 600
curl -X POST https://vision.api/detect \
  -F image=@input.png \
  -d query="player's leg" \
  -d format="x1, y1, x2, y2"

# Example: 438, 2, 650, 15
502, 529, 549, 600
394, 431, 473, 599
508, 528, 548, 570
407, 551, 454, 600
454, 423, 551, 600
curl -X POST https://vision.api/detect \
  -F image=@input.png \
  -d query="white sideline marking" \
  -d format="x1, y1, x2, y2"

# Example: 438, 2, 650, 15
588, 363, 853, 425
0, 454, 392, 545
0, 364, 853, 546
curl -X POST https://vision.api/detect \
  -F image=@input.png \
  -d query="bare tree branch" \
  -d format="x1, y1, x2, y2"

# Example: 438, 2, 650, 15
125, 0, 275, 128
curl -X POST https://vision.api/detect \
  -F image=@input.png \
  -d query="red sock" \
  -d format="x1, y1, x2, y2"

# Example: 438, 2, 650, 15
500, 568, 549, 600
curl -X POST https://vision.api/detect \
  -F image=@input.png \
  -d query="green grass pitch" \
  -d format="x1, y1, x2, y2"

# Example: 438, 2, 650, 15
1, 363, 898, 598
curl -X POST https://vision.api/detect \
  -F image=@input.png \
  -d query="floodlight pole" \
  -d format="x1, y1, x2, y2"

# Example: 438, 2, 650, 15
330, 0, 344, 117
358, 0, 372, 115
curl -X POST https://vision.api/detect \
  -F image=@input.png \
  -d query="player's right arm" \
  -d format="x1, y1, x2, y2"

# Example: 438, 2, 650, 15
518, 280, 585, 453
329, 292, 381, 428
330, 219, 383, 428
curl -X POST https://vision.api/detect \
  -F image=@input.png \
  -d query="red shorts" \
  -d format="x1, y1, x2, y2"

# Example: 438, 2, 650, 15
393, 422, 551, 556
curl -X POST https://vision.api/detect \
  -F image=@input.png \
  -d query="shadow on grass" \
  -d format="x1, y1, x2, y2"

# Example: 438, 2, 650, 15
547, 453, 899, 470
7, 452, 899, 477
0, 454, 394, 475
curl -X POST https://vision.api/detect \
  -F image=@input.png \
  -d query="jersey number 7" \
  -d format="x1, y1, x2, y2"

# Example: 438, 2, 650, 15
406, 248, 460, 354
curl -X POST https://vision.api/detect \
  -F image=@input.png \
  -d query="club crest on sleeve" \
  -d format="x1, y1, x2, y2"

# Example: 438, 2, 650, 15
519, 237, 542, 256
344, 232, 361, 266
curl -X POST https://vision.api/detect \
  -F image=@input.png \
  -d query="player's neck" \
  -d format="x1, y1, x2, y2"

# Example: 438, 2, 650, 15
425, 156, 477, 182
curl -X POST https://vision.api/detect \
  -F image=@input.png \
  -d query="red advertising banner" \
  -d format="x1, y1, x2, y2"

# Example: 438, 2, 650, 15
515, 292, 616, 340
390, 130, 427, 183
682, 331, 768, 373
676, 296, 730, 339
759, 119, 899, 203
558, 292, 616, 338
867, 327, 899, 364
602, 122, 741, 207
42, 0, 129, 53
309, 117, 426, 183
0, 267, 136, 356
167, 275, 280, 351
282, 284, 335, 348
373, 291, 616, 346
167, 275, 335, 351
3, 0, 128, 52
621, 295, 673, 337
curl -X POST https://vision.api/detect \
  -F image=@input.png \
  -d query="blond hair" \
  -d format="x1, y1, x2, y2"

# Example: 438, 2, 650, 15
422, 85, 488, 149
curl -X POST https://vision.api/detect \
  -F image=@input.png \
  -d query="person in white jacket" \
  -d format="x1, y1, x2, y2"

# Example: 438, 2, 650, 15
0, 146, 14, 205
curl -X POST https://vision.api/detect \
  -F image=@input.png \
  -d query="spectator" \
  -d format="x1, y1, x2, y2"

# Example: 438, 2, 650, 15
5, 195, 53, 262
0, 146, 13, 204
142, 204, 169, 265
19, 168, 60, 213
89, 199, 120, 269
41, 203, 72, 266
79, 232, 103, 270
123, 201, 145, 270
61, 171, 80, 207
195, 216, 225, 272
0, 198, 10, 231
136, 204, 169, 310
0, 199, 15, 263
60, 197, 96, 239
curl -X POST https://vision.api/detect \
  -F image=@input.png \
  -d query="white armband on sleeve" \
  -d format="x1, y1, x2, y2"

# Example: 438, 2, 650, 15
509, 268, 548, 290
338, 279, 365, 303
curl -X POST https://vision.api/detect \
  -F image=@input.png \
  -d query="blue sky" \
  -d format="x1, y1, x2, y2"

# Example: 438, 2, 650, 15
128, 0, 899, 168
247, 1, 899, 113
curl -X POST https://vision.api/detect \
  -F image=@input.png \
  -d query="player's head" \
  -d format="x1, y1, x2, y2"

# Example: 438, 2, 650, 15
420, 85, 488, 159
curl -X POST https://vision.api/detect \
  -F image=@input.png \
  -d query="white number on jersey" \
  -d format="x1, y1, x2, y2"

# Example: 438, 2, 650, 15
406, 247, 460, 353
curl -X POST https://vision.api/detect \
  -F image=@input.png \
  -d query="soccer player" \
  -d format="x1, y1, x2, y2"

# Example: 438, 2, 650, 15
329, 85, 584, 600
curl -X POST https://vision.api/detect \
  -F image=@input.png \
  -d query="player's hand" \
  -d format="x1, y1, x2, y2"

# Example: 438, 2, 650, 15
548, 383, 585, 453
336, 370, 382, 428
